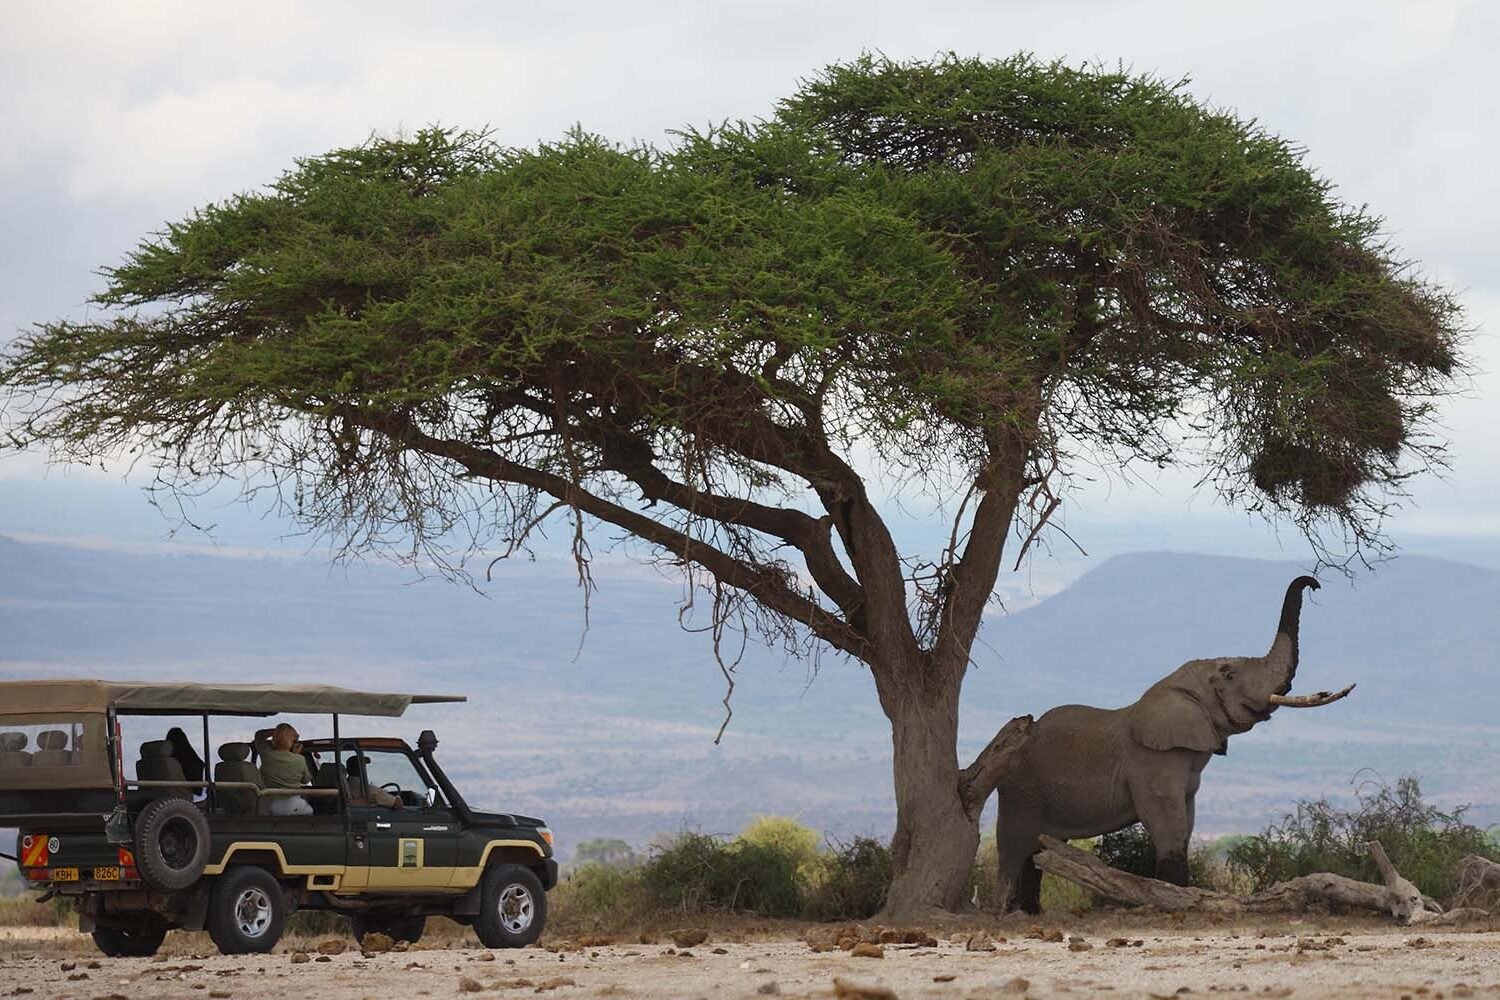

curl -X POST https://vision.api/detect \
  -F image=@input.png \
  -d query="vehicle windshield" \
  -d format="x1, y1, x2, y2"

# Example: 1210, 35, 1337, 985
352, 748, 439, 805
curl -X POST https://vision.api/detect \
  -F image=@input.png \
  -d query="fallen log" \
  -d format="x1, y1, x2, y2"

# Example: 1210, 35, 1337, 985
1032, 836, 1459, 923
1455, 854, 1500, 908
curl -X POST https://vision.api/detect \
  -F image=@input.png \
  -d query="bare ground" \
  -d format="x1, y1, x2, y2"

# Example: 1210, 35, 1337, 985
3, 915, 1500, 999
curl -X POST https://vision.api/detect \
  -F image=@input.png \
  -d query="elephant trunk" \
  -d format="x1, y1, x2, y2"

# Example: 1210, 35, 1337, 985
1270, 575, 1321, 694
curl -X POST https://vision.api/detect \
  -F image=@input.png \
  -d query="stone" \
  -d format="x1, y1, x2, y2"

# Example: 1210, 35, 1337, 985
832, 979, 898, 1000
670, 928, 709, 949
316, 940, 347, 956
361, 932, 395, 954
850, 942, 884, 959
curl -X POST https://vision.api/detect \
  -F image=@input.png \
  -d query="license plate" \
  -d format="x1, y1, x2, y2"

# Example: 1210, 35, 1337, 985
92, 867, 121, 881
51, 867, 79, 882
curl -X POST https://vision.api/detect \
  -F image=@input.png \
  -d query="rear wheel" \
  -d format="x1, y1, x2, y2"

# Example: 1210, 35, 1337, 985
92, 916, 168, 957
207, 867, 285, 955
474, 864, 546, 949
350, 913, 426, 945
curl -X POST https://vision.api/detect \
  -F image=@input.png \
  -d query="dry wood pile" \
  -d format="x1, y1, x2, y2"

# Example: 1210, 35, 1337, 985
1033, 836, 1500, 925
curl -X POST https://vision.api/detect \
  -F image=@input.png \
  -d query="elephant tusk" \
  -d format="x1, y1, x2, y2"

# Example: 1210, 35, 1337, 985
1268, 683, 1355, 708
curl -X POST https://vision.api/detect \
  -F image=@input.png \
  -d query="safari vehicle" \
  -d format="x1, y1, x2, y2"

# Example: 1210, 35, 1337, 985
0, 680, 557, 957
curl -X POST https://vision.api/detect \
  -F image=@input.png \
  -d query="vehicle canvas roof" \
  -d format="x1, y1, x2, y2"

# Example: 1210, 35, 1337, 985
0, 679, 466, 717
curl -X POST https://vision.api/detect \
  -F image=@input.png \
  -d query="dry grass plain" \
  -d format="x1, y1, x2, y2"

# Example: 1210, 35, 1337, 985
3, 912, 1500, 1000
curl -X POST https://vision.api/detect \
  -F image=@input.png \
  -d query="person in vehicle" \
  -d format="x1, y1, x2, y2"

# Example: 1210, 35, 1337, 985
345, 755, 402, 810
164, 727, 205, 785
252, 723, 313, 815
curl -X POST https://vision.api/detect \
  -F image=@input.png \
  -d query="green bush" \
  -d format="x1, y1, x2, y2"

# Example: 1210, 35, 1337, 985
567, 862, 644, 916
639, 831, 803, 917
1095, 824, 1214, 888
1227, 775, 1499, 901
806, 837, 891, 920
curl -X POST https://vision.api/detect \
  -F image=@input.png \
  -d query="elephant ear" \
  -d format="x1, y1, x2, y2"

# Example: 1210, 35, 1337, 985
1128, 685, 1222, 753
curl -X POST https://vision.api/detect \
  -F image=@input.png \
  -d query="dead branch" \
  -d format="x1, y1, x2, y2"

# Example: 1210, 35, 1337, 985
1455, 854, 1500, 910
1032, 836, 1468, 924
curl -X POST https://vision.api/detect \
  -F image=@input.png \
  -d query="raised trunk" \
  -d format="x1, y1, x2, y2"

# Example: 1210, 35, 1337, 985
1269, 575, 1320, 693
876, 653, 979, 920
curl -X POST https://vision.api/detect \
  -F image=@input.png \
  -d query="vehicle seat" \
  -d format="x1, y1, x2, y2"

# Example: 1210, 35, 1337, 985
214, 743, 263, 815
311, 762, 344, 814
0, 732, 30, 768
135, 739, 188, 799
31, 730, 72, 767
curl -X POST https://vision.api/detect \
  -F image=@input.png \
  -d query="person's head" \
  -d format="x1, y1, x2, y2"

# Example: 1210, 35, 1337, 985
271, 723, 299, 752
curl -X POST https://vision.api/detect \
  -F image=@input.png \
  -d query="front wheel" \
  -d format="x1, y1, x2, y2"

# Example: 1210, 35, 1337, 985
92, 916, 168, 957
207, 866, 285, 955
474, 864, 546, 949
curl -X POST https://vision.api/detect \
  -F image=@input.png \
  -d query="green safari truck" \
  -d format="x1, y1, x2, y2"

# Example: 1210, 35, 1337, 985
0, 680, 557, 956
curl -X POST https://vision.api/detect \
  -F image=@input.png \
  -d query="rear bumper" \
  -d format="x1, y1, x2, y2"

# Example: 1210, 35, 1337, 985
538, 858, 558, 890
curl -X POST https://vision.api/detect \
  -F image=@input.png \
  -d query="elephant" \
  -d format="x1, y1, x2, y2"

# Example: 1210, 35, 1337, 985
994, 575, 1354, 913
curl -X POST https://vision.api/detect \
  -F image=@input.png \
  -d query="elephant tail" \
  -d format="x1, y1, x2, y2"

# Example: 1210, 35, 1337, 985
1273, 575, 1320, 690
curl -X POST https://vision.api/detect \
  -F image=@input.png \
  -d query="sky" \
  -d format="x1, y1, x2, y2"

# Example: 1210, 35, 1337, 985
1, 0, 1497, 588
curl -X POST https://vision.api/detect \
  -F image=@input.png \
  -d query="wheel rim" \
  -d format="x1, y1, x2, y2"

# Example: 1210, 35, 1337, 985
235, 886, 274, 938
497, 883, 534, 934
159, 817, 198, 870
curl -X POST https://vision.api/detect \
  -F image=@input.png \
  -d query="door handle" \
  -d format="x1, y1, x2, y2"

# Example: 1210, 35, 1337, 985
375, 822, 392, 829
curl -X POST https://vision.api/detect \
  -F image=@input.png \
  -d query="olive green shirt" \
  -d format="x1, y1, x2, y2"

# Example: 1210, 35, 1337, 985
253, 736, 311, 789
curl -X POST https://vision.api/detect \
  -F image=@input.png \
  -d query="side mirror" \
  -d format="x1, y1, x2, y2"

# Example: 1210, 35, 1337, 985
425, 786, 437, 809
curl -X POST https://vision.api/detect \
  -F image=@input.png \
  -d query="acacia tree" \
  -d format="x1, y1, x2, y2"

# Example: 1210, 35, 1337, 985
0, 55, 1462, 916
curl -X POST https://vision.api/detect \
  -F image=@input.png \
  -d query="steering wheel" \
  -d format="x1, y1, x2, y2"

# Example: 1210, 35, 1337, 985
380, 782, 402, 794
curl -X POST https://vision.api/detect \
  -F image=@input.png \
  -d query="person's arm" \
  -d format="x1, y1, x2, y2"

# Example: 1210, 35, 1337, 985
252, 730, 273, 759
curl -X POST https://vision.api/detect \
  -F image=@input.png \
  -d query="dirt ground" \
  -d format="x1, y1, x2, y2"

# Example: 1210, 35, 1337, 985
3, 916, 1500, 999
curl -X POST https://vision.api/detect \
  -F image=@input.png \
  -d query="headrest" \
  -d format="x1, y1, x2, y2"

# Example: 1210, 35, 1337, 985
36, 730, 68, 751
218, 742, 251, 763
140, 740, 174, 759
346, 755, 371, 774
0, 733, 26, 752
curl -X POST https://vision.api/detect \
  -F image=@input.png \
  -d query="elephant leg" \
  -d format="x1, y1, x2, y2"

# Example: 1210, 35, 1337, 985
995, 811, 1043, 914
1132, 774, 1193, 886
1014, 855, 1043, 914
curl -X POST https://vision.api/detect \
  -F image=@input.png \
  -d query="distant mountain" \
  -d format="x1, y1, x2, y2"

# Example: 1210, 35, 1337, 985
1, 535, 1495, 856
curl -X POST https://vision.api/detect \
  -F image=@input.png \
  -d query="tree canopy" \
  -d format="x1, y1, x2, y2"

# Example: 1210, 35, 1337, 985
0, 53, 1464, 914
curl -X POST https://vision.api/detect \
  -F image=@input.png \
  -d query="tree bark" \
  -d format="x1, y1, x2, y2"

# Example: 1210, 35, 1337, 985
877, 658, 977, 920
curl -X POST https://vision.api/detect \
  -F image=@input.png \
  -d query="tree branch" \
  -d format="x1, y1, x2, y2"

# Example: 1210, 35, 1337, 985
354, 408, 871, 659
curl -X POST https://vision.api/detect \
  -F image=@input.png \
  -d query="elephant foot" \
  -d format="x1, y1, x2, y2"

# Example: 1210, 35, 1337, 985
1154, 853, 1191, 886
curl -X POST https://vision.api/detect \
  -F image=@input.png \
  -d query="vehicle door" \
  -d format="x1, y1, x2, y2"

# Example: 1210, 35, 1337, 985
343, 747, 457, 891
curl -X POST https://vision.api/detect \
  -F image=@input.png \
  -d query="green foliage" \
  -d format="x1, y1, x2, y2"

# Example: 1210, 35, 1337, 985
639, 831, 803, 918
0, 54, 1463, 588
572, 838, 642, 871
1227, 775, 1500, 901
1096, 823, 1214, 888
805, 837, 892, 920
737, 816, 822, 877
563, 862, 645, 918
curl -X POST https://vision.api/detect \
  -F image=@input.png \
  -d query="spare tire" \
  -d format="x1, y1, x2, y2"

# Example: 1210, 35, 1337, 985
134, 797, 211, 891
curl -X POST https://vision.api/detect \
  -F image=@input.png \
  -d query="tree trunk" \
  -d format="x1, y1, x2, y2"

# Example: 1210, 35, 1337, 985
877, 661, 978, 920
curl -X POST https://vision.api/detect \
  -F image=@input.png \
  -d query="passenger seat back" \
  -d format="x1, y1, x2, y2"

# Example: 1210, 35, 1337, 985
214, 743, 262, 815
0, 732, 30, 769
135, 740, 188, 798
30, 730, 72, 767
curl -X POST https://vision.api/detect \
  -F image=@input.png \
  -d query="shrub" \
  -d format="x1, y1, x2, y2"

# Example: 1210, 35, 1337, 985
567, 862, 645, 916
639, 831, 802, 917
572, 838, 642, 871
738, 816, 821, 878
1094, 824, 1215, 888
1227, 775, 1499, 901
806, 837, 891, 920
